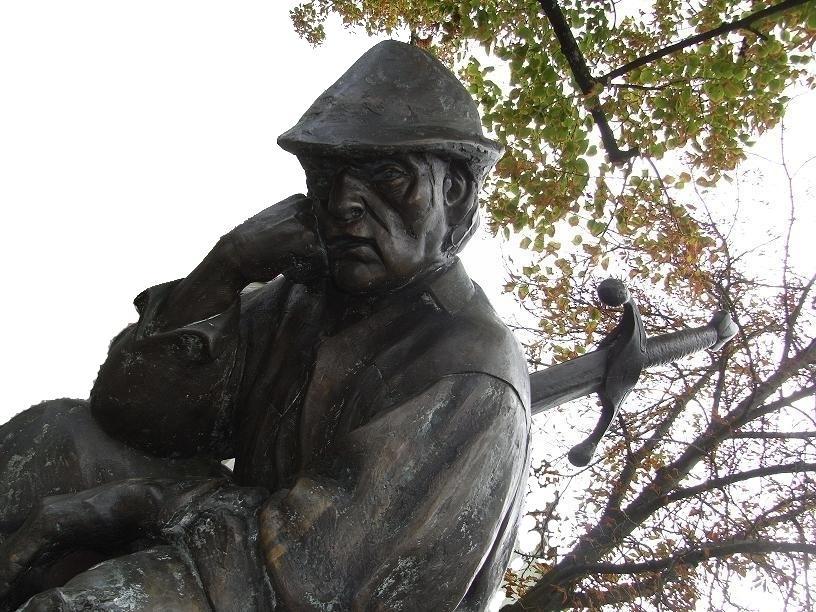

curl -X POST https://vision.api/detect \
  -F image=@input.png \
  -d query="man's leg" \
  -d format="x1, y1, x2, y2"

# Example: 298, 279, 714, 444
15, 546, 212, 612
5, 484, 275, 612
0, 399, 226, 539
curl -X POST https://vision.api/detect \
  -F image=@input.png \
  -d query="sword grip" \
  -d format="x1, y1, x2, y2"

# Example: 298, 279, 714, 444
645, 311, 737, 368
529, 311, 737, 416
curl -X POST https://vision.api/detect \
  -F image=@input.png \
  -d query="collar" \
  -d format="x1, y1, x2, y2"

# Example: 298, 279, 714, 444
425, 258, 475, 314
323, 258, 476, 330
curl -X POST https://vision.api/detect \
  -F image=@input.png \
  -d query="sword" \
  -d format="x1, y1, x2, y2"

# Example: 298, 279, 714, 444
528, 279, 737, 466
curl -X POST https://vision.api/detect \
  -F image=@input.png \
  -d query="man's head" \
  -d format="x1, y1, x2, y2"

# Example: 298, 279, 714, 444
278, 40, 501, 294
301, 152, 477, 293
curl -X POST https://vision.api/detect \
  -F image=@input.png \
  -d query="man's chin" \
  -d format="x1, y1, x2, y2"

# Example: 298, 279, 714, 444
330, 259, 389, 295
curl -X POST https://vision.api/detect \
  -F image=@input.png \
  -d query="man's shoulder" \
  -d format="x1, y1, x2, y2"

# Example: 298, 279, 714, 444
376, 263, 530, 411
430, 282, 531, 409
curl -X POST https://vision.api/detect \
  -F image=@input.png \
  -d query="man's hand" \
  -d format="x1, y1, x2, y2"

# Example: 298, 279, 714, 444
0, 478, 224, 602
221, 194, 327, 285
159, 194, 327, 328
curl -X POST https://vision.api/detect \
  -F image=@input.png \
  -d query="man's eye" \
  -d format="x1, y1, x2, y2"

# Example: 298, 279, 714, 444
374, 166, 407, 183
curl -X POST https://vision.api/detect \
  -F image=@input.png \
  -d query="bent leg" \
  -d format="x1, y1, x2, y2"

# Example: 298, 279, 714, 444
16, 546, 211, 612
8, 485, 275, 612
0, 399, 226, 537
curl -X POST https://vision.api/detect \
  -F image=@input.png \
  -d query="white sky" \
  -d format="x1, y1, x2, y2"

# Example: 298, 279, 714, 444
0, 1, 517, 417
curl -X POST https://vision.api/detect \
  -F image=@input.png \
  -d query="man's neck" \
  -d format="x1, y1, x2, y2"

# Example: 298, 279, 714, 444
325, 260, 456, 329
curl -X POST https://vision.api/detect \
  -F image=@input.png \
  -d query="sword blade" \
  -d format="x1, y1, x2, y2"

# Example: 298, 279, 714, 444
530, 317, 729, 415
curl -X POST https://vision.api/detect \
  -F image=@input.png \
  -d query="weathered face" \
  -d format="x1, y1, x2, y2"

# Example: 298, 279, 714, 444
303, 153, 454, 294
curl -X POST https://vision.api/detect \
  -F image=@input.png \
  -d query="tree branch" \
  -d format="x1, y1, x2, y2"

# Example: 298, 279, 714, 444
526, 338, 816, 593
505, 540, 816, 610
537, 0, 638, 163
608, 79, 686, 91
665, 462, 816, 504
565, 496, 816, 608
732, 430, 816, 440
601, 0, 811, 83
565, 574, 670, 608
736, 493, 816, 539
784, 272, 816, 358
602, 370, 717, 515
744, 382, 816, 422
561, 540, 816, 578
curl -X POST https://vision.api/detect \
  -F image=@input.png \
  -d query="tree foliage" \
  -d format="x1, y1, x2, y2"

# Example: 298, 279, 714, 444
290, 1, 816, 609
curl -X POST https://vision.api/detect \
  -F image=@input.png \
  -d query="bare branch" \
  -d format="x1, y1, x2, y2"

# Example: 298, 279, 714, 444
530, 341, 816, 588
602, 370, 717, 514
601, 0, 811, 82
784, 273, 816, 358
560, 540, 816, 579
745, 383, 816, 422
733, 430, 816, 440
665, 462, 816, 505
566, 574, 671, 608
506, 540, 816, 610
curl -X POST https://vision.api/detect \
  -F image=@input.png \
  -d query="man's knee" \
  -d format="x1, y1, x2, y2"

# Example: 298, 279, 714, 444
0, 398, 227, 536
0, 399, 92, 534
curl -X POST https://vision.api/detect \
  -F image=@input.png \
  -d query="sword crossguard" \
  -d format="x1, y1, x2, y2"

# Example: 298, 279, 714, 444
568, 279, 645, 466
528, 280, 737, 464
566, 279, 738, 467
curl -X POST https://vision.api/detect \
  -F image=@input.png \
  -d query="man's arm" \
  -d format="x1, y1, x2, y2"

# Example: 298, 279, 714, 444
158, 194, 326, 329
89, 194, 326, 458
258, 373, 530, 611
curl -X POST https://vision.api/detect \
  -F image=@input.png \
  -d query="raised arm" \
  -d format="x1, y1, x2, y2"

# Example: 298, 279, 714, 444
159, 194, 326, 328
89, 194, 326, 459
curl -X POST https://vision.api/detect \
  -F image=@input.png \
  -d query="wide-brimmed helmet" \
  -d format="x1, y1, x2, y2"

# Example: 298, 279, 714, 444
278, 40, 503, 183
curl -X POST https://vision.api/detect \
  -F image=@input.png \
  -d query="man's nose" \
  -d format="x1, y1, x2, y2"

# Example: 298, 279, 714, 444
327, 171, 367, 225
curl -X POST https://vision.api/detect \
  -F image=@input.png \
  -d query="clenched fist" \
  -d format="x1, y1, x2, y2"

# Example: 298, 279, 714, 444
219, 194, 328, 285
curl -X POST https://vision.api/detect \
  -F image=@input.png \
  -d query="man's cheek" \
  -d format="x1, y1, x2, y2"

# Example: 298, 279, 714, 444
382, 235, 422, 267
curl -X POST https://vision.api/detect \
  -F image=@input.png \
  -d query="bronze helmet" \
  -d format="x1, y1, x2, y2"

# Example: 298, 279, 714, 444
278, 40, 502, 183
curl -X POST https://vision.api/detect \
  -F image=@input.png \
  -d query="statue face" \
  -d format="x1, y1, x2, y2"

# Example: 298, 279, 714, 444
305, 153, 451, 294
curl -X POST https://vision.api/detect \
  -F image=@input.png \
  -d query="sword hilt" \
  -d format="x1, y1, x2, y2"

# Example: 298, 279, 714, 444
645, 311, 737, 367
566, 280, 737, 467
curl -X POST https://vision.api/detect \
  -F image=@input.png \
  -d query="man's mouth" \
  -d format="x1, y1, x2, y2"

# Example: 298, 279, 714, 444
327, 236, 382, 263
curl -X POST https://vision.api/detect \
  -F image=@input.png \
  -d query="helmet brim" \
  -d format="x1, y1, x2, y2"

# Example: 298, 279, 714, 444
278, 125, 503, 182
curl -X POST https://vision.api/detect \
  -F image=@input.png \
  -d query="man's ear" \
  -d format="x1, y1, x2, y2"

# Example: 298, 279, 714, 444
443, 160, 479, 254
443, 160, 475, 225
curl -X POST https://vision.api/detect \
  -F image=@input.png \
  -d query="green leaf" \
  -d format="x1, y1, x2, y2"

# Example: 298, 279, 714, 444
588, 219, 605, 237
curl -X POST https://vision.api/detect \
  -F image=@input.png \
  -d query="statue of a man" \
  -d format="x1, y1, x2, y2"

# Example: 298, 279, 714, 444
0, 41, 530, 611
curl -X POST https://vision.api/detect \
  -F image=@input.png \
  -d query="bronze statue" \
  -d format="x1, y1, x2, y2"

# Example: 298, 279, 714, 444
0, 40, 737, 611
0, 41, 529, 611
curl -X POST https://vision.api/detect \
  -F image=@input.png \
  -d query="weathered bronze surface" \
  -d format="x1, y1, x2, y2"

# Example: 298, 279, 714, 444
0, 41, 530, 611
